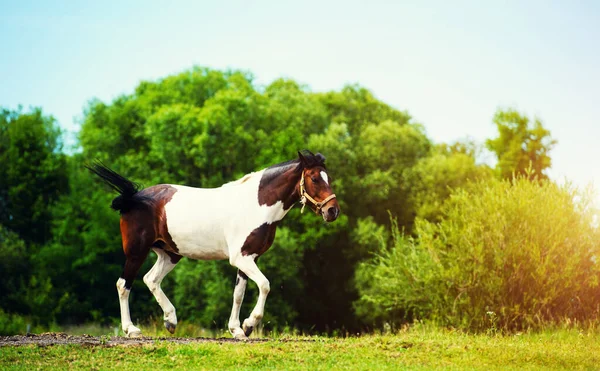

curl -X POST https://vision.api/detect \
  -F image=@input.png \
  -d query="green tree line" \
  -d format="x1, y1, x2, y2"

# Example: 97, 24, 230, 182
1, 66, 597, 335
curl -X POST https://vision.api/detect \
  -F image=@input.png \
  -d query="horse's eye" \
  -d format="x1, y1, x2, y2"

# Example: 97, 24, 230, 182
310, 176, 317, 183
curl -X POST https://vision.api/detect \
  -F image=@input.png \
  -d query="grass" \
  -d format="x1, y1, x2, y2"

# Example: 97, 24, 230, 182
2, 325, 600, 370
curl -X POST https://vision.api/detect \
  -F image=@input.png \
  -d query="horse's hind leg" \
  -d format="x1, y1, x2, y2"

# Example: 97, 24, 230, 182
117, 253, 149, 337
228, 269, 249, 339
143, 247, 182, 334
117, 215, 152, 337
230, 254, 270, 339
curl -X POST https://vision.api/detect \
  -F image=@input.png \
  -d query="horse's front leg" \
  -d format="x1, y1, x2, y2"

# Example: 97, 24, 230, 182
228, 269, 249, 339
230, 254, 270, 339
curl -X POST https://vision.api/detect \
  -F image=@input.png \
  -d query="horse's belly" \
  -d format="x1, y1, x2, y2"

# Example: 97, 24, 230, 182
175, 239, 228, 260
166, 221, 229, 260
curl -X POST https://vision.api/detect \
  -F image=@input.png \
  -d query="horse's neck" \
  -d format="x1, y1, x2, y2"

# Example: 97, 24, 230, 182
278, 167, 302, 209
259, 163, 302, 210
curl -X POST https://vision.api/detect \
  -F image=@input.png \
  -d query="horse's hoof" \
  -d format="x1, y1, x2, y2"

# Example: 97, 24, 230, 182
243, 324, 254, 337
127, 330, 143, 338
234, 333, 249, 341
242, 320, 254, 337
164, 321, 176, 334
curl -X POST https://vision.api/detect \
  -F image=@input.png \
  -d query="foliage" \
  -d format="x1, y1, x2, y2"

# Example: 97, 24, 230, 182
0, 309, 29, 336
356, 176, 600, 331
0, 107, 68, 245
404, 142, 493, 222
0, 226, 29, 314
0, 108, 68, 324
486, 109, 556, 180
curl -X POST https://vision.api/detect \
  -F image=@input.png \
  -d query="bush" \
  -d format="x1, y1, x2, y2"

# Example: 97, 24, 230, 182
355, 176, 600, 331
0, 309, 28, 336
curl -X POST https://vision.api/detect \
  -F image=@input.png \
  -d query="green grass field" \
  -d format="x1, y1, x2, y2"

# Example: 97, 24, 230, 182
2, 326, 600, 370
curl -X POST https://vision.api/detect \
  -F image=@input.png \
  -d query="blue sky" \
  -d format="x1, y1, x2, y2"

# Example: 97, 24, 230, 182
1, 1, 599, 198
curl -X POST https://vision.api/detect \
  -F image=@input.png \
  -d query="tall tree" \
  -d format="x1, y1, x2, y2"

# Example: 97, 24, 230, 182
0, 107, 68, 245
486, 109, 556, 180
0, 108, 68, 323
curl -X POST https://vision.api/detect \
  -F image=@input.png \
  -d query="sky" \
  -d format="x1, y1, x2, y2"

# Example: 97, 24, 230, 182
1, 0, 599, 198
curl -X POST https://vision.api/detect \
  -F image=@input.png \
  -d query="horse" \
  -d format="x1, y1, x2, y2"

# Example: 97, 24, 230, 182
86, 150, 340, 339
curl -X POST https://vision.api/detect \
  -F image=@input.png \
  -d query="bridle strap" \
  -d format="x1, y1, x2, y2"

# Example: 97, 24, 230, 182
299, 173, 336, 214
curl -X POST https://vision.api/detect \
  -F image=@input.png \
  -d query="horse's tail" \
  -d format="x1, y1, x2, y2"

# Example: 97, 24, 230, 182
85, 162, 142, 214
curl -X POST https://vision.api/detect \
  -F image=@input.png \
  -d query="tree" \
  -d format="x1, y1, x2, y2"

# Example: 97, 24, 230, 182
0, 107, 68, 245
0, 225, 28, 313
404, 142, 493, 222
486, 109, 556, 180
0, 108, 68, 324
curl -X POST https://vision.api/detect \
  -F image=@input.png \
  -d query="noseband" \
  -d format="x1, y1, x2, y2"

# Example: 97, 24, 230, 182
299, 172, 337, 214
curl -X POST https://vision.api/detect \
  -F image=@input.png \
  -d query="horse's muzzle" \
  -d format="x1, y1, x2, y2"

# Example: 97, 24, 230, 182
322, 205, 340, 222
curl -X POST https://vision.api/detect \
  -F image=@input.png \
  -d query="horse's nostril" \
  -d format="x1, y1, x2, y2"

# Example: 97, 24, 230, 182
328, 207, 337, 219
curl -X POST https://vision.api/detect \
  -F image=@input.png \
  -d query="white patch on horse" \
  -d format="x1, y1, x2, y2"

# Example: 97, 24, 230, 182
320, 171, 329, 185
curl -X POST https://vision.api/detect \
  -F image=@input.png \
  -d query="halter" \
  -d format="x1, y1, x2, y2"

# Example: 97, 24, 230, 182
299, 172, 337, 214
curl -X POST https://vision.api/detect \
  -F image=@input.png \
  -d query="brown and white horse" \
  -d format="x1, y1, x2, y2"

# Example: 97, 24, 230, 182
87, 150, 340, 339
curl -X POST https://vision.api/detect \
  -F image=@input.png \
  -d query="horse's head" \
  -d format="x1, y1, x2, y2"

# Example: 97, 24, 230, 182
297, 150, 340, 222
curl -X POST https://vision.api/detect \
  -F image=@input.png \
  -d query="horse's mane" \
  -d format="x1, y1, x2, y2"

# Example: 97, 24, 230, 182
259, 150, 326, 187
298, 149, 327, 170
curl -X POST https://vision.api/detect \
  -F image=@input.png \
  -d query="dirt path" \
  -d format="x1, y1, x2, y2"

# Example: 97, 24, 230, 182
0, 332, 269, 347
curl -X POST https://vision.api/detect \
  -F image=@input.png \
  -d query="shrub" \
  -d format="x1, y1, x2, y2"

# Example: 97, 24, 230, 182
355, 176, 600, 331
0, 309, 28, 336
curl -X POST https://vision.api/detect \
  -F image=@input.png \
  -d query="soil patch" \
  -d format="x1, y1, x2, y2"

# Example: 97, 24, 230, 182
0, 332, 269, 347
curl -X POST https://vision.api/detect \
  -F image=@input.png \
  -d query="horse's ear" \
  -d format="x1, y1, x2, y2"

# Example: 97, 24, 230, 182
298, 151, 308, 167
316, 153, 326, 164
